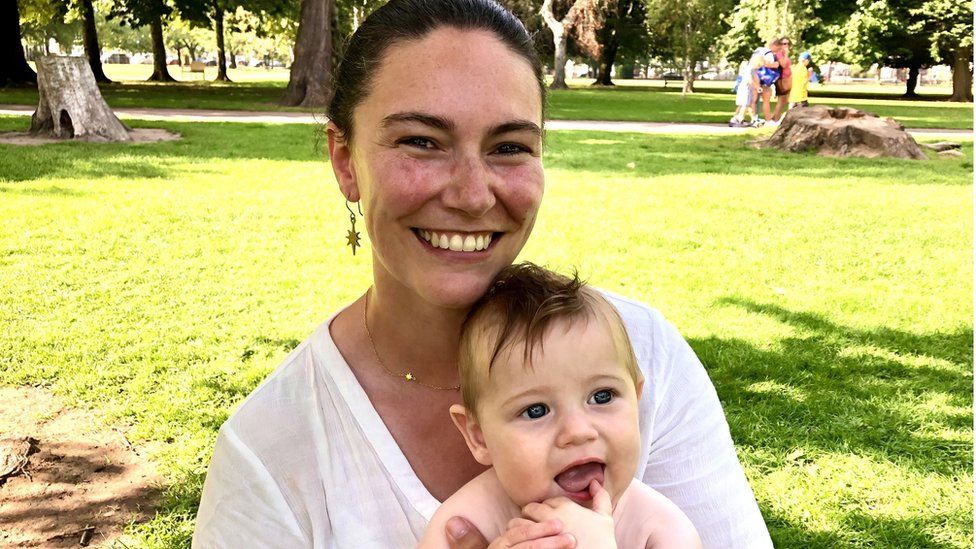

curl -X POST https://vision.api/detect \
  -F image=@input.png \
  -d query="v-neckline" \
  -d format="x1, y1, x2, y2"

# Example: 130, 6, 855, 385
312, 316, 442, 521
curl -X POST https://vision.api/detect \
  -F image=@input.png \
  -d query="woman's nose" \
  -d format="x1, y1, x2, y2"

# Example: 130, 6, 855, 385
442, 153, 496, 218
555, 409, 599, 448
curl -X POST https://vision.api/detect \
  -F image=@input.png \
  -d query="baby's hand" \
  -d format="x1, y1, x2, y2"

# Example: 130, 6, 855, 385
521, 480, 616, 549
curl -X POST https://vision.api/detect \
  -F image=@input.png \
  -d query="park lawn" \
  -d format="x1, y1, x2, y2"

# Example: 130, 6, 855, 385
0, 78, 971, 129
547, 85, 973, 129
0, 115, 971, 548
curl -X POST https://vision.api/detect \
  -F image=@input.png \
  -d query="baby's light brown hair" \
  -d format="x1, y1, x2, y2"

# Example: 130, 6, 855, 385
458, 262, 641, 417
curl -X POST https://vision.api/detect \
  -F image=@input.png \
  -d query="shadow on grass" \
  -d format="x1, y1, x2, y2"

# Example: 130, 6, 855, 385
689, 299, 972, 545
764, 506, 965, 548
0, 117, 328, 183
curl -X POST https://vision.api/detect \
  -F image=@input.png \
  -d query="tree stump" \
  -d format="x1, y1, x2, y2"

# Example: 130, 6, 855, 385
763, 105, 926, 160
28, 56, 130, 142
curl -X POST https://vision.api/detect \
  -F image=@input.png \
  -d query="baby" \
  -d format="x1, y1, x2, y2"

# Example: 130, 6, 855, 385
419, 263, 701, 548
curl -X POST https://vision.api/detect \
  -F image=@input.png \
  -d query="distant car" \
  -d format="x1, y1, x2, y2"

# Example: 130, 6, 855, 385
700, 71, 719, 80
102, 53, 130, 64
660, 71, 683, 81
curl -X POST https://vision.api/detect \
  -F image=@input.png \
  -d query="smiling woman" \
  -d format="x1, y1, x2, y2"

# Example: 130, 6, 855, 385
191, 0, 772, 547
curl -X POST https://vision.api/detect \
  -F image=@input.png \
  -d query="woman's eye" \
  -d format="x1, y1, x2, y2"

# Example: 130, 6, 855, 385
589, 390, 614, 405
495, 143, 530, 155
521, 403, 549, 419
399, 137, 435, 149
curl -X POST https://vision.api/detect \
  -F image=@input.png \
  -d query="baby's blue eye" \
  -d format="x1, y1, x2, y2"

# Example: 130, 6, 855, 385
522, 403, 549, 419
589, 390, 614, 405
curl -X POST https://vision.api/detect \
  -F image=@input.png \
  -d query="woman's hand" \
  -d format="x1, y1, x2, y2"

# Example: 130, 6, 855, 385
520, 481, 616, 549
446, 516, 576, 549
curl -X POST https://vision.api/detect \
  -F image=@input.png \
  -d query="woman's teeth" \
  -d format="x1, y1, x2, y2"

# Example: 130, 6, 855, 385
419, 230, 492, 252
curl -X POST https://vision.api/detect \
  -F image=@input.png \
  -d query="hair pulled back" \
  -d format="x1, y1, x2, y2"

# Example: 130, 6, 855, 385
327, 0, 546, 141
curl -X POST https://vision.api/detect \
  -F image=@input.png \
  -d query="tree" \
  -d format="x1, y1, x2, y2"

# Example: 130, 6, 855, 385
539, 0, 590, 89
571, 0, 646, 86
1, 0, 38, 86
912, 0, 973, 101
647, 0, 734, 94
281, 0, 334, 107
109, 0, 177, 81
79, 0, 112, 83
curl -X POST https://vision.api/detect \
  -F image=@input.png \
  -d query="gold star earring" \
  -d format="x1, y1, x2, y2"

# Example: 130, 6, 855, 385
345, 200, 363, 255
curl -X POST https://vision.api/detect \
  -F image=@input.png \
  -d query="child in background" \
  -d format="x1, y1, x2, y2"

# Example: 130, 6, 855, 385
729, 52, 764, 127
418, 263, 701, 549
789, 52, 814, 109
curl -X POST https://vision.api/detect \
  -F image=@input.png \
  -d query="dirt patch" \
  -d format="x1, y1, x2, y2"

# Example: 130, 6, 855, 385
0, 386, 161, 547
0, 129, 181, 146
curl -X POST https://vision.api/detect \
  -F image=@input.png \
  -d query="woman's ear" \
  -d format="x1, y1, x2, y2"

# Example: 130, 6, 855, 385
327, 121, 360, 202
449, 404, 492, 466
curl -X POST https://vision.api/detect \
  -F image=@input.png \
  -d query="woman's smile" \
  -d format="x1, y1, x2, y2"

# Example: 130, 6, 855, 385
415, 229, 496, 252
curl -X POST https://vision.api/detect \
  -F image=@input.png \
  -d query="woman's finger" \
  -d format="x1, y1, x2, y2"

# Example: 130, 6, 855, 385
446, 516, 489, 549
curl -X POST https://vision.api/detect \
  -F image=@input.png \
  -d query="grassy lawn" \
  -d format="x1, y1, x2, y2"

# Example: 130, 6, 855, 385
0, 115, 971, 547
0, 67, 970, 129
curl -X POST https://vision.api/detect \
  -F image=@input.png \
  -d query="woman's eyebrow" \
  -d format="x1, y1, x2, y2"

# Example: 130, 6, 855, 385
381, 112, 454, 131
490, 120, 542, 138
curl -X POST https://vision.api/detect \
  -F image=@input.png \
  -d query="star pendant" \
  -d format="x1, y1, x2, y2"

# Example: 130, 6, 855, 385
346, 229, 361, 255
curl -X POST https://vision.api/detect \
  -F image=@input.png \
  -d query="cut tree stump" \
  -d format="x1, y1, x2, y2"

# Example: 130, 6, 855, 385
28, 56, 131, 142
762, 105, 926, 160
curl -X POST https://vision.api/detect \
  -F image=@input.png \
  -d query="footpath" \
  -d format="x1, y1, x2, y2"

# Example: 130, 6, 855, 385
0, 104, 970, 138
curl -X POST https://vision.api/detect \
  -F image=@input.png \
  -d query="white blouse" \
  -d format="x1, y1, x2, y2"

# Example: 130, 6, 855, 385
193, 292, 773, 548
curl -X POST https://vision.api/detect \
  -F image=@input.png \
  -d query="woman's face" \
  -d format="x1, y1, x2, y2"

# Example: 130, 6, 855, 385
330, 27, 545, 310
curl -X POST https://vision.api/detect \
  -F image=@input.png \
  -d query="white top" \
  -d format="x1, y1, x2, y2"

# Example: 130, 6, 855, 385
192, 293, 773, 549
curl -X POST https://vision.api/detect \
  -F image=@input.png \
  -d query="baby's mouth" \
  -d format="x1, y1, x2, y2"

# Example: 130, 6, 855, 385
554, 461, 605, 494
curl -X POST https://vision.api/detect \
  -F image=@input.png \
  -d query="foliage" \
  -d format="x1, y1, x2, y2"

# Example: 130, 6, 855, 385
96, 9, 153, 52
0, 115, 971, 547
646, 0, 735, 87
19, 0, 81, 52
721, 0, 820, 63
910, 0, 973, 63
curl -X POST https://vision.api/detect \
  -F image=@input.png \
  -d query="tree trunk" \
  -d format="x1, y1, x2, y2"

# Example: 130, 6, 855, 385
595, 38, 618, 85
903, 64, 920, 98
213, 0, 230, 81
175, 47, 184, 66
0, 0, 37, 87
148, 16, 176, 82
229, 48, 237, 69
79, 0, 110, 83
948, 47, 973, 102
540, 0, 574, 90
29, 56, 130, 141
682, 61, 696, 95
282, 0, 334, 107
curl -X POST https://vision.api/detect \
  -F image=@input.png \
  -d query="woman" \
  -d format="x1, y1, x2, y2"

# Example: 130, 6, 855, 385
193, 0, 773, 547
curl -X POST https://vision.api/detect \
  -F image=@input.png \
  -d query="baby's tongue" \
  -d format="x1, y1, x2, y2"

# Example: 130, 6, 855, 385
554, 462, 604, 493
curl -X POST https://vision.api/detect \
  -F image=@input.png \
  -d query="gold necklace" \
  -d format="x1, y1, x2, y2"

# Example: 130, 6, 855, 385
363, 289, 461, 391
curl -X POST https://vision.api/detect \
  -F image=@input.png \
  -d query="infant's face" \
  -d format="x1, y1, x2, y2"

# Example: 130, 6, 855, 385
474, 317, 641, 509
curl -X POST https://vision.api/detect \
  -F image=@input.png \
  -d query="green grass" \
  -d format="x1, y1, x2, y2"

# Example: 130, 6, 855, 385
547, 85, 973, 129
0, 70, 970, 128
0, 115, 971, 547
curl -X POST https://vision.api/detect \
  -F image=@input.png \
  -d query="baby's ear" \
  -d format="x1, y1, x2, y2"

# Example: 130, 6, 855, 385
449, 404, 492, 466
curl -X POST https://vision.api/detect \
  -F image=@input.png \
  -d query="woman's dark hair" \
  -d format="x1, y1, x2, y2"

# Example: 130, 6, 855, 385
327, 0, 547, 141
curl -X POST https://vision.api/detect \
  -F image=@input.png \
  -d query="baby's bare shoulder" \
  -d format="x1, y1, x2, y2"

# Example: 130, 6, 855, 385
614, 481, 701, 549
417, 469, 517, 549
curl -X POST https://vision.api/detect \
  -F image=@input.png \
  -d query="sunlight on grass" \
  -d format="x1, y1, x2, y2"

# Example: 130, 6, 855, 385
0, 117, 970, 547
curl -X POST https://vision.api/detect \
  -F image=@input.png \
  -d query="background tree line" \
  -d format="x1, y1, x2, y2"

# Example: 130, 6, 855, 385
2, 0, 972, 103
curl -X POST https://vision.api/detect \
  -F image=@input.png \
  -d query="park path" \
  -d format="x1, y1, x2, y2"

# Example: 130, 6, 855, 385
0, 104, 970, 138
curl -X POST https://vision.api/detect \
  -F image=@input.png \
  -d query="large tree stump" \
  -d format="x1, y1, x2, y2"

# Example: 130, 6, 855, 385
763, 105, 926, 160
28, 56, 130, 142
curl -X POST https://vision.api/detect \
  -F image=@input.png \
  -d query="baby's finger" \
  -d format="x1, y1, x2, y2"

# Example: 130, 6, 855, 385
501, 518, 564, 544
588, 480, 612, 516
508, 533, 577, 549
521, 502, 555, 522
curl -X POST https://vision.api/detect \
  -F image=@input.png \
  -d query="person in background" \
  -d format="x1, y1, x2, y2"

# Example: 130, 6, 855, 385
789, 52, 814, 110
754, 38, 783, 126
729, 52, 763, 127
770, 37, 793, 124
